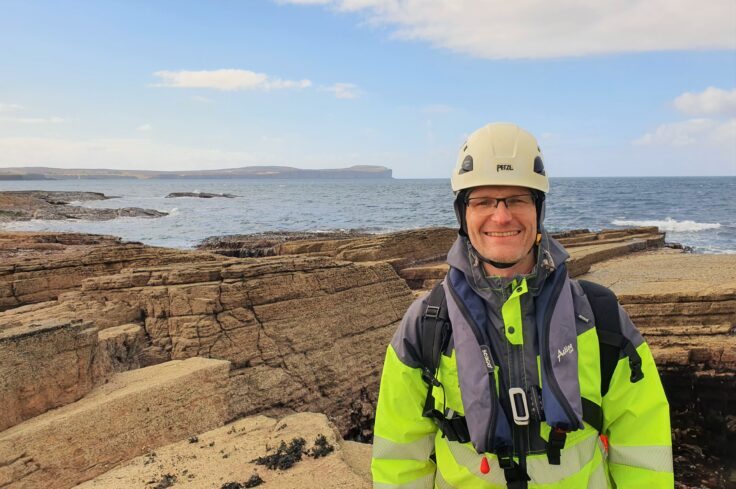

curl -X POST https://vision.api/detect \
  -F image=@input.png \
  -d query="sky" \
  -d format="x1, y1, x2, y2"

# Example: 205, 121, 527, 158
0, 0, 734, 178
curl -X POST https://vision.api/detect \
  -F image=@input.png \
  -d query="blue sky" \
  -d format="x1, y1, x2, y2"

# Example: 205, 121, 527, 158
1, 0, 734, 178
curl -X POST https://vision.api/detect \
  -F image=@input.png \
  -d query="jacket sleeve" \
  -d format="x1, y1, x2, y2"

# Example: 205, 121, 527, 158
371, 297, 438, 489
601, 305, 674, 488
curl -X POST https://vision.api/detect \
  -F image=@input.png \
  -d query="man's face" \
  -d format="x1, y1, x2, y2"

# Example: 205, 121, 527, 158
465, 185, 538, 273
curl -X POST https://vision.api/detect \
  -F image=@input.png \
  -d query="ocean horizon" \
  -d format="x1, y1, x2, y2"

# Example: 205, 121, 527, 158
2, 176, 734, 254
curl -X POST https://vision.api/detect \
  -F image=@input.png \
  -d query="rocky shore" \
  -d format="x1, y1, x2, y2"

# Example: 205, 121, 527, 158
0, 227, 733, 488
0, 191, 167, 222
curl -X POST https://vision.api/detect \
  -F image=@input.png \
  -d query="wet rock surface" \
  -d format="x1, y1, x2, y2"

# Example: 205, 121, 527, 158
0, 190, 167, 222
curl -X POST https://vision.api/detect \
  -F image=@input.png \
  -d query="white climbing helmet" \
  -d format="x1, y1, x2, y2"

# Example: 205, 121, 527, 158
451, 122, 549, 194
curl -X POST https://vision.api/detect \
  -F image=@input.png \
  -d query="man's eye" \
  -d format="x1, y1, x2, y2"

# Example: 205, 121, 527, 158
475, 199, 493, 208
506, 197, 524, 206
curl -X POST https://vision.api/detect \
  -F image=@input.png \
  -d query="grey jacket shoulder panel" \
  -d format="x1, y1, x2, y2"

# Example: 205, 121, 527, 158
389, 292, 430, 369
617, 305, 646, 349
389, 287, 456, 369
569, 279, 597, 336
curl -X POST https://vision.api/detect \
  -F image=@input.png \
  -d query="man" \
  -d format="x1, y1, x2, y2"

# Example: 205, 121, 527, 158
371, 123, 673, 488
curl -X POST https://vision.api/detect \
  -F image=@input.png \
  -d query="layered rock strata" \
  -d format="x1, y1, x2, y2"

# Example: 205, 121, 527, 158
0, 190, 166, 222
1, 319, 144, 431
0, 247, 413, 438
579, 250, 736, 488
0, 227, 732, 489
0, 231, 221, 311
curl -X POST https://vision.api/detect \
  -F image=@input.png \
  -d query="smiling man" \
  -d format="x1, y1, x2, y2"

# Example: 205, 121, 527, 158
371, 123, 673, 488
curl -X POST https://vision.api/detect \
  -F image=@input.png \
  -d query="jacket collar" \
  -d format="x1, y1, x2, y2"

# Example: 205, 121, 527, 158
445, 228, 570, 301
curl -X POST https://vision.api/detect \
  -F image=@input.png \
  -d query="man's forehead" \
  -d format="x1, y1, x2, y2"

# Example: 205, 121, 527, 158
468, 185, 533, 197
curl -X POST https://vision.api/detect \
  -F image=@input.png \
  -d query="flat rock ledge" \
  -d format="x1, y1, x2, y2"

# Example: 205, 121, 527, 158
0, 190, 167, 222
73, 412, 371, 489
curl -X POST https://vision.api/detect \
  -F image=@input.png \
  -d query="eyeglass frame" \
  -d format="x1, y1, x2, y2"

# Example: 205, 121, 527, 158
464, 193, 537, 215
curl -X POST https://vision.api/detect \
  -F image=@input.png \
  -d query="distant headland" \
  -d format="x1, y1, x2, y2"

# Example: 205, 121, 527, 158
0, 165, 393, 180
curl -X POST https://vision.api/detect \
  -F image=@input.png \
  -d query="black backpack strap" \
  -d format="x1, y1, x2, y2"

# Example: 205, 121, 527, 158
420, 283, 450, 384
418, 283, 471, 444
578, 280, 644, 398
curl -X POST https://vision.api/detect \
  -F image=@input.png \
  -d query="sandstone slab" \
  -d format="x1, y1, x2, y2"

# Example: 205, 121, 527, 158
0, 357, 231, 489
73, 412, 371, 489
0, 320, 97, 432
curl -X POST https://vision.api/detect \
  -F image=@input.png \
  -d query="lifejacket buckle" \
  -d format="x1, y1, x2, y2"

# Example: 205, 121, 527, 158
424, 305, 441, 319
508, 387, 530, 426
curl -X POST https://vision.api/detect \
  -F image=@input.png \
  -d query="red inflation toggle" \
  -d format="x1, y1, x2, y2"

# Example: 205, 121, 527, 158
480, 456, 490, 474
600, 434, 609, 453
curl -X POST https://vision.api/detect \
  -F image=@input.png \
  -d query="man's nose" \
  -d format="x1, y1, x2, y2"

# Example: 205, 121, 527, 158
490, 202, 513, 223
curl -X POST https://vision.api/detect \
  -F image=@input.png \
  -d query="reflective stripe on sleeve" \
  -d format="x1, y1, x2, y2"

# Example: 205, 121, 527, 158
608, 444, 673, 473
372, 433, 435, 461
373, 472, 435, 489
435, 467, 456, 489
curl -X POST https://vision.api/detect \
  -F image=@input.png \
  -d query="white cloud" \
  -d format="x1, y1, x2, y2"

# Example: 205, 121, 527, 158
138, 123, 153, 132
323, 82, 361, 99
673, 87, 736, 116
153, 69, 312, 91
633, 118, 736, 146
279, 0, 736, 59
0, 103, 23, 112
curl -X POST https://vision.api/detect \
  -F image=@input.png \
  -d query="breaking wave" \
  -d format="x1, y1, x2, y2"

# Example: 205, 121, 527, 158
611, 218, 722, 233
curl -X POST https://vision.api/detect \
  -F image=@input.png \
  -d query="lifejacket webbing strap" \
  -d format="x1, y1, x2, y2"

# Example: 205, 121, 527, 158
546, 427, 568, 465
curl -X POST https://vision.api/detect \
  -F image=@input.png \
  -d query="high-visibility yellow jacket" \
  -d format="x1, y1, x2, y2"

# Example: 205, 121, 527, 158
372, 236, 673, 488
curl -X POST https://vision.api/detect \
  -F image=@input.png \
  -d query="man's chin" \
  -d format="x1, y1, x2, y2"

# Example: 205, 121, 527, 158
480, 252, 523, 265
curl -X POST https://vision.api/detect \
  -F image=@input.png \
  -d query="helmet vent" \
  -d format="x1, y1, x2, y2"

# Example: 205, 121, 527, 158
534, 156, 545, 175
460, 155, 473, 174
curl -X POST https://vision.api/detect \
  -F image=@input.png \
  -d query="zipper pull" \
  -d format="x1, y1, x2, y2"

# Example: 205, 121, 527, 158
480, 456, 490, 474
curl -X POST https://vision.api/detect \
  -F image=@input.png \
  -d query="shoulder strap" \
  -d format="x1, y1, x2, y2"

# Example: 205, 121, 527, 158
419, 282, 451, 381
418, 282, 470, 443
578, 280, 644, 398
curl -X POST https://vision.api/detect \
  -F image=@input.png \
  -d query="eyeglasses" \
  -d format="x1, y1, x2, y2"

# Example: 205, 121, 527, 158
465, 194, 535, 216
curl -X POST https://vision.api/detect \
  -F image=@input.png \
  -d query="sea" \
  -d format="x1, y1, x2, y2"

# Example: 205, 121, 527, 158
1, 177, 734, 254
